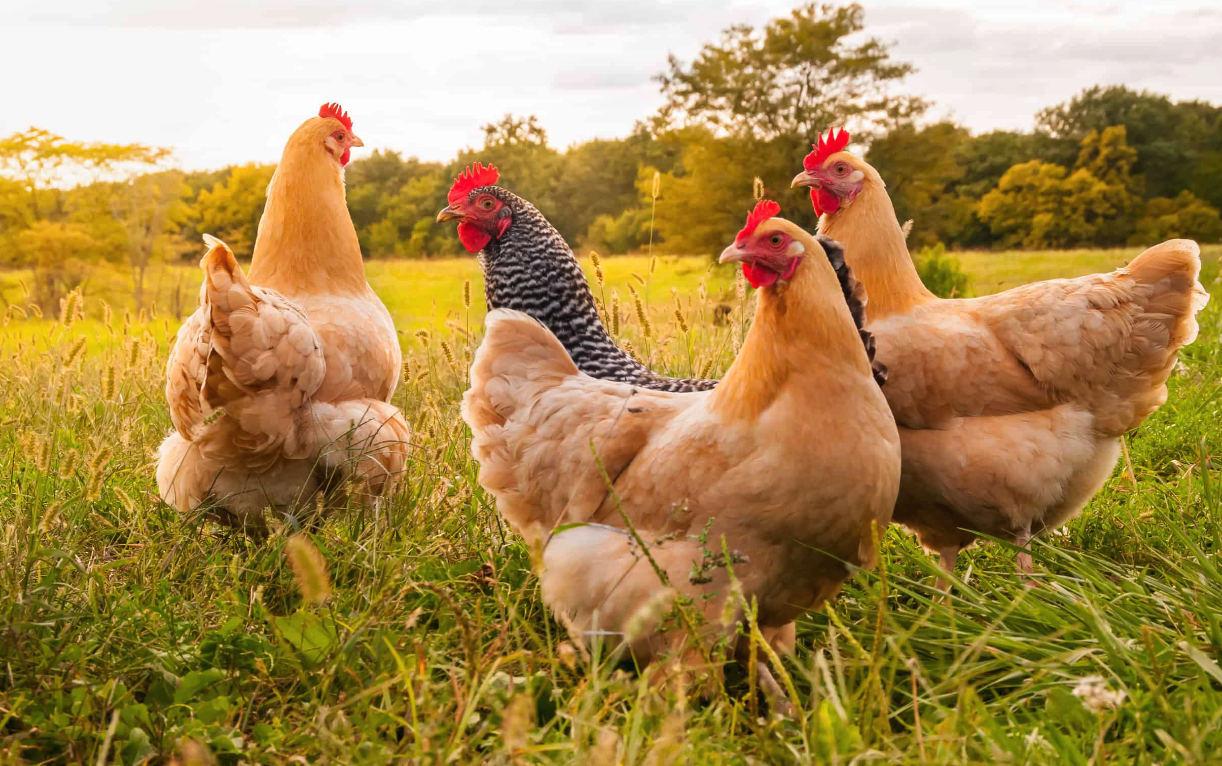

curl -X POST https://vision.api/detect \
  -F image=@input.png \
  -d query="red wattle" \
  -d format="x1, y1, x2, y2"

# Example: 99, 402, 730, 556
742, 262, 779, 289
814, 187, 840, 217
340, 148, 351, 166
496, 217, 512, 239
457, 222, 492, 253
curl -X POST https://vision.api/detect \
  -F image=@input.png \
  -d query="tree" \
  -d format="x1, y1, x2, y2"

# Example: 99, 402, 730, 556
644, 129, 819, 256
15, 221, 104, 311
865, 122, 969, 247
0, 127, 168, 223
345, 150, 443, 256
1130, 191, 1222, 245
978, 127, 1142, 249
108, 171, 192, 310
1037, 86, 1222, 198
654, 3, 926, 141
192, 164, 276, 256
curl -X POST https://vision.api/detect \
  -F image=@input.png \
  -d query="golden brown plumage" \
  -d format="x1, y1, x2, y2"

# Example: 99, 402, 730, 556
157, 107, 408, 529
794, 148, 1209, 582
462, 214, 900, 672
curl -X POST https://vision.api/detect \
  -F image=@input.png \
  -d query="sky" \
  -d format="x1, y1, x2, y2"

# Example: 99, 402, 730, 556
5, 0, 1220, 171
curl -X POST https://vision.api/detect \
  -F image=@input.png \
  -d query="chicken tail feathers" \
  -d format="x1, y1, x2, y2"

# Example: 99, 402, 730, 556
1124, 238, 1209, 348
195, 234, 328, 458
1104, 238, 1209, 433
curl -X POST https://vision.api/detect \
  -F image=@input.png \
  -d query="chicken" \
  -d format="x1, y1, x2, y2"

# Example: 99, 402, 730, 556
792, 128, 1210, 584
157, 104, 409, 530
437, 163, 716, 392
462, 201, 900, 678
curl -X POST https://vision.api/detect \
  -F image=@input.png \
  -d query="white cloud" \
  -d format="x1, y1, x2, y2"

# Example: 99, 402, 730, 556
2, 0, 1218, 169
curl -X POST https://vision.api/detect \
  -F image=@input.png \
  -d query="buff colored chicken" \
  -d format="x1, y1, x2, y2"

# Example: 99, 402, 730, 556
792, 128, 1209, 586
463, 201, 899, 684
157, 104, 409, 530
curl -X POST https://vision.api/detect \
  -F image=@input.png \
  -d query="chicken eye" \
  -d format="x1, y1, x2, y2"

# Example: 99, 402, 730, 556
479, 198, 495, 211
769, 234, 783, 247
835, 163, 848, 175
336, 133, 345, 141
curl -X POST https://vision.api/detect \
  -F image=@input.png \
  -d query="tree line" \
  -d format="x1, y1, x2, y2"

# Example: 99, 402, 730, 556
2, 3, 1220, 313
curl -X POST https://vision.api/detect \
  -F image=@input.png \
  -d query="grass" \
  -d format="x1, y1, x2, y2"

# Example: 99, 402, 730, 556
1, 246, 1221, 764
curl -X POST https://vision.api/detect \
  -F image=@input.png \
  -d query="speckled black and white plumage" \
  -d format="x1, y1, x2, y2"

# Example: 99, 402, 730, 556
466, 185, 885, 391
471, 186, 717, 393
817, 235, 888, 387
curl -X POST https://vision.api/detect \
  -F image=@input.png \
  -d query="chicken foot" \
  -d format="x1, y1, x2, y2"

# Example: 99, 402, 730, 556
1015, 526, 1040, 587
935, 546, 959, 595
757, 662, 794, 717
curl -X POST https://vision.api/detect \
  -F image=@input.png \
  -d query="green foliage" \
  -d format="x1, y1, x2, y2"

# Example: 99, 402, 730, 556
1036, 84, 1222, 199
978, 127, 1148, 249
648, 130, 821, 257
866, 123, 972, 248
192, 164, 276, 256
913, 242, 970, 297
585, 207, 651, 255
1131, 191, 1222, 245
654, 2, 926, 139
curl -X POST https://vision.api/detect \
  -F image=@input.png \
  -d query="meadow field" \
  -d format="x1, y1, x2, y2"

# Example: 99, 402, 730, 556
2, 245, 1221, 764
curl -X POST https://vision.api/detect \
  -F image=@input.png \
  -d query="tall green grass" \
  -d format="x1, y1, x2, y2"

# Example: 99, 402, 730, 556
0, 250, 1219, 764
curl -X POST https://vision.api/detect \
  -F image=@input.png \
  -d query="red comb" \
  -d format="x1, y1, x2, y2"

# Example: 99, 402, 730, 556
319, 102, 353, 132
735, 200, 781, 245
448, 162, 500, 205
803, 128, 851, 171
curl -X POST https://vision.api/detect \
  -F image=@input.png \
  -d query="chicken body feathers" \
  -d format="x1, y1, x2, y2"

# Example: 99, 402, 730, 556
157, 236, 410, 527
463, 306, 900, 659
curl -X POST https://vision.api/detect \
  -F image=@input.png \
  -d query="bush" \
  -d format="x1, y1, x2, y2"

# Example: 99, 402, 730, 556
914, 242, 970, 298
584, 207, 651, 255
1130, 191, 1222, 245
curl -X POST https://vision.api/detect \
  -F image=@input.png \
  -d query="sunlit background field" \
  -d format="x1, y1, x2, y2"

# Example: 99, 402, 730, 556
1, 247, 1220, 764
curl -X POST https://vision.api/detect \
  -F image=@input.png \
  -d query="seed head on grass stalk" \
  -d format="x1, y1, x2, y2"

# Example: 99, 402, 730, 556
626, 283, 652, 339
440, 340, 456, 368
58, 449, 79, 480
462, 279, 472, 310
102, 365, 117, 400
34, 436, 51, 472
414, 329, 431, 348
590, 251, 605, 287
59, 291, 80, 328
62, 336, 87, 371
40, 502, 64, 532
647, 171, 660, 259
285, 533, 331, 604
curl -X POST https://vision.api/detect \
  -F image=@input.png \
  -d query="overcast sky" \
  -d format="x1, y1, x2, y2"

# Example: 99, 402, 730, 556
5, 0, 1219, 170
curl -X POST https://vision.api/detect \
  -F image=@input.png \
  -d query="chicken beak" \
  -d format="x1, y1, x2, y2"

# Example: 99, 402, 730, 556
436, 206, 460, 223
791, 170, 818, 189
719, 243, 748, 265
349, 134, 365, 148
